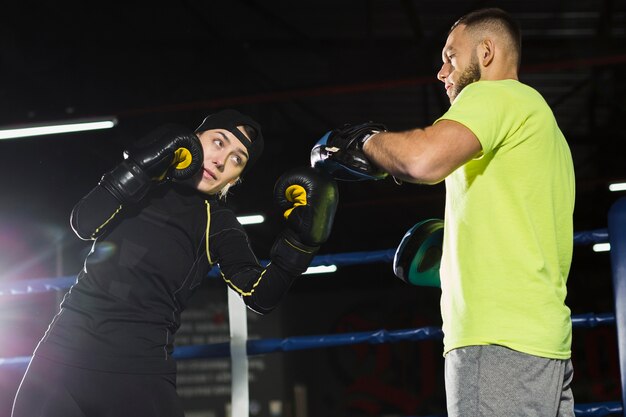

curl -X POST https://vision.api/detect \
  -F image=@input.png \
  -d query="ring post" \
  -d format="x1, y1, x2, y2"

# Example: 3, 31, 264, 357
608, 196, 626, 416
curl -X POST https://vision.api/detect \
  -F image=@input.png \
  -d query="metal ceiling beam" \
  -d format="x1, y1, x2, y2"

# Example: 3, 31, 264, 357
112, 53, 626, 119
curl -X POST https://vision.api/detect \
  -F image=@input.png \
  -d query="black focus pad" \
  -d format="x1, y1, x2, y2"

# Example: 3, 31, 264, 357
310, 122, 388, 181
329, 122, 388, 150
393, 219, 444, 287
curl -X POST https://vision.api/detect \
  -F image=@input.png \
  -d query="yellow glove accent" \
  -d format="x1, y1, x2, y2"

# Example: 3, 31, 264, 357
283, 184, 307, 219
152, 148, 192, 181
173, 147, 193, 170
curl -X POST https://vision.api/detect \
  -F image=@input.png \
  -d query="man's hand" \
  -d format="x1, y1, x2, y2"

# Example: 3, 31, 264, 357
310, 122, 388, 181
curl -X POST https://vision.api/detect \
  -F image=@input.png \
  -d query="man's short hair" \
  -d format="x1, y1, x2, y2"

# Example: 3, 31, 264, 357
451, 8, 522, 68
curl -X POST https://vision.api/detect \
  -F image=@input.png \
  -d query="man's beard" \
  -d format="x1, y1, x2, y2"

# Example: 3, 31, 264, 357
449, 57, 481, 103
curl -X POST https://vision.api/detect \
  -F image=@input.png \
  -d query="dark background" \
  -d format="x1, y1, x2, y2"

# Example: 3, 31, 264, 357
0, 1, 624, 416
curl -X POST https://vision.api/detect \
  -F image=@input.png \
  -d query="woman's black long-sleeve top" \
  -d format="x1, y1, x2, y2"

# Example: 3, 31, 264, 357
34, 182, 297, 374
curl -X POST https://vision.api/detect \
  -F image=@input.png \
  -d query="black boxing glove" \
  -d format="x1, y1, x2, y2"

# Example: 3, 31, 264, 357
310, 122, 388, 181
100, 124, 203, 204
270, 166, 339, 275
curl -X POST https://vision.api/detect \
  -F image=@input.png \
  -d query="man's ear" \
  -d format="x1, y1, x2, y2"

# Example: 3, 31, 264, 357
480, 38, 495, 67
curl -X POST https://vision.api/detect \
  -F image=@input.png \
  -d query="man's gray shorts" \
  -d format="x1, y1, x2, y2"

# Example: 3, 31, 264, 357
445, 345, 575, 417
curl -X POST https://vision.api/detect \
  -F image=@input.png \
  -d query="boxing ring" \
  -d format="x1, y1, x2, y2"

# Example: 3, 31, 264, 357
1, 196, 626, 416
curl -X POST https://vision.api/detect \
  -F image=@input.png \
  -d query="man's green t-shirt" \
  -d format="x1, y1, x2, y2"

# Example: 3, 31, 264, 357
435, 79, 575, 359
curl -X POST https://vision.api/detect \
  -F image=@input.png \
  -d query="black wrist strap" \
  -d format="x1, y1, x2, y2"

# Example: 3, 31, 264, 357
99, 160, 152, 204
270, 230, 319, 275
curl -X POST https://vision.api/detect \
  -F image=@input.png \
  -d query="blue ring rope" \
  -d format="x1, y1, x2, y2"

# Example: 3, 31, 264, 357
0, 228, 610, 297
0, 313, 614, 367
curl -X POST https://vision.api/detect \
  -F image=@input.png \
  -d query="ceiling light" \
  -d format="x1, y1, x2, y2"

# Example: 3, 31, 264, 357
0, 117, 118, 140
303, 265, 337, 275
237, 215, 265, 225
609, 182, 626, 192
593, 243, 611, 252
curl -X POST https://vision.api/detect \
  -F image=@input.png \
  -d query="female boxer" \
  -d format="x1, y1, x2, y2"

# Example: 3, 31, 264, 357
12, 109, 338, 417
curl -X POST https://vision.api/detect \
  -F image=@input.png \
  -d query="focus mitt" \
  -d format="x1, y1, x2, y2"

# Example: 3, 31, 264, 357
393, 219, 444, 287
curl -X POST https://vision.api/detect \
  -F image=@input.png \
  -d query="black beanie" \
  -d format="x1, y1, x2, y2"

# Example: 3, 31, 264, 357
194, 109, 264, 175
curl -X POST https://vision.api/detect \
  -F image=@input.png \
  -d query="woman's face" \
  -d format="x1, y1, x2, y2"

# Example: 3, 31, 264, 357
193, 127, 250, 195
